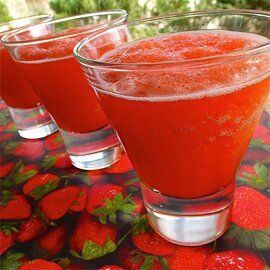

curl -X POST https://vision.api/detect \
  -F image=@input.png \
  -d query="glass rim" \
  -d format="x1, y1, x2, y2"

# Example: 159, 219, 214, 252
0, 14, 53, 36
74, 9, 270, 69
2, 10, 127, 46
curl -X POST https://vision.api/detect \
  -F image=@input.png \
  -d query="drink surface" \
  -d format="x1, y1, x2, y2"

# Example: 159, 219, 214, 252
96, 30, 270, 198
16, 32, 108, 133
0, 42, 40, 109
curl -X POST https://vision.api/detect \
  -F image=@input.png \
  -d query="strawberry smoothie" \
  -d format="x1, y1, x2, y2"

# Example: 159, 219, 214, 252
95, 30, 270, 198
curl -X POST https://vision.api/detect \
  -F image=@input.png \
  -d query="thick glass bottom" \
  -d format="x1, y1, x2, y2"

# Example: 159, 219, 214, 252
60, 125, 123, 170
141, 182, 234, 246
8, 105, 57, 139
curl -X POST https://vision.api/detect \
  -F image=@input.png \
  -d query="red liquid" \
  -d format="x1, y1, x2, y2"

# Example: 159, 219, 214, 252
96, 31, 270, 198
16, 35, 109, 133
0, 43, 40, 109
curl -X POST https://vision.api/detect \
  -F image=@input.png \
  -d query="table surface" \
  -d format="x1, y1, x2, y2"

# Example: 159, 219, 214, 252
0, 103, 269, 270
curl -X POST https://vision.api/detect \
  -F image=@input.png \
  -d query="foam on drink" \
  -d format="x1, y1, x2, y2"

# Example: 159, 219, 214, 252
98, 30, 270, 102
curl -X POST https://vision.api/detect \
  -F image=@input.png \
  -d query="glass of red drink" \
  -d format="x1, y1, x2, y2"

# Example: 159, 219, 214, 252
0, 15, 58, 139
74, 10, 270, 245
3, 11, 127, 170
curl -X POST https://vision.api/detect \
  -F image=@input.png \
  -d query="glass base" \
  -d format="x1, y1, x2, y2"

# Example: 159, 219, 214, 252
8, 105, 57, 139
18, 121, 58, 139
141, 182, 234, 246
60, 125, 123, 170
69, 143, 123, 170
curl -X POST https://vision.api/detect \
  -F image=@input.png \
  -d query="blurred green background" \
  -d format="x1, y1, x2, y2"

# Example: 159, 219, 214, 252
0, 0, 269, 23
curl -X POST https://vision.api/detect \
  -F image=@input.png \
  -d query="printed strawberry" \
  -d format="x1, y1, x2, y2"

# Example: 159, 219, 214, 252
16, 217, 45, 242
20, 259, 62, 270
166, 246, 213, 270
39, 186, 81, 220
44, 132, 63, 151
232, 186, 270, 229
131, 215, 176, 256
12, 140, 44, 161
42, 152, 72, 170
0, 230, 16, 255
237, 163, 269, 190
0, 133, 13, 142
70, 187, 88, 212
204, 249, 266, 270
70, 212, 117, 260
0, 252, 26, 270
223, 186, 270, 251
85, 184, 136, 224
1, 161, 38, 188
119, 248, 167, 270
104, 154, 133, 174
23, 173, 59, 200
99, 265, 124, 270
0, 162, 14, 178
38, 225, 66, 256
0, 191, 31, 220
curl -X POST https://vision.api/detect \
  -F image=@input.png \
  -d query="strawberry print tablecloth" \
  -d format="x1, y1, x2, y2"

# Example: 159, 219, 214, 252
0, 102, 270, 270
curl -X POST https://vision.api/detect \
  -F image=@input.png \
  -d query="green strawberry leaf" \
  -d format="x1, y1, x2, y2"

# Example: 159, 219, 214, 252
0, 252, 24, 270
30, 180, 59, 200
113, 193, 124, 207
0, 190, 12, 207
1, 221, 19, 236
254, 163, 269, 179
109, 212, 117, 224
125, 177, 139, 186
0, 109, 11, 126
13, 170, 38, 185
264, 266, 270, 270
42, 156, 56, 170
2, 179, 12, 188
99, 215, 107, 225
94, 193, 136, 225
250, 138, 270, 152
55, 258, 71, 268
140, 255, 154, 270
224, 224, 270, 250
132, 215, 150, 236
157, 256, 169, 270
104, 198, 114, 208
71, 237, 117, 260
82, 240, 104, 260
3, 161, 24, 182
120, 203, 137, 212
2, 142, 19, 155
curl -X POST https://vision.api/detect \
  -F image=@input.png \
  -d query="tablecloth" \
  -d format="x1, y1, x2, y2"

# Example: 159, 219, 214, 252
0, 103, 269, 270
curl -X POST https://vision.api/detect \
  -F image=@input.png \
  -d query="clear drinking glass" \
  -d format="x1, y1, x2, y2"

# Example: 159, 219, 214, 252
0, 15, 58, 139
74, 10, 270, 245
3, 11, 127, 170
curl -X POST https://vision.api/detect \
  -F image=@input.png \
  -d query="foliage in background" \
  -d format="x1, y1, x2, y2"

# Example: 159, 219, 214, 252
1, 0, 269, 23
49, 0, 149, 19
0, 0, 12, 23
49, 0, 190, 19
49, 0, 269, 20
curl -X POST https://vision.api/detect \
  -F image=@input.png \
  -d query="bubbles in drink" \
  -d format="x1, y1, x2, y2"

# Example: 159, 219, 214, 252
98, 30, 270, 102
